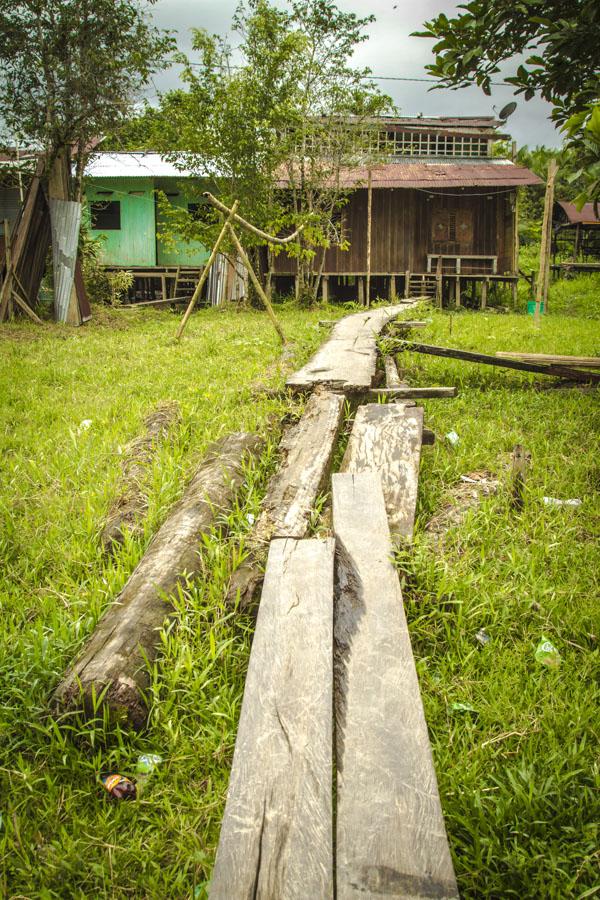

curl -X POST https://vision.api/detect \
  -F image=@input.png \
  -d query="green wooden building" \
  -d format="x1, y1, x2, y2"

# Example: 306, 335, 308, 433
84, 152, 209, 269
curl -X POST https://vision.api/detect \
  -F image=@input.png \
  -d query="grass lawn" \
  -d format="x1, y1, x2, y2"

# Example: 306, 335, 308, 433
0, 298, 599, 898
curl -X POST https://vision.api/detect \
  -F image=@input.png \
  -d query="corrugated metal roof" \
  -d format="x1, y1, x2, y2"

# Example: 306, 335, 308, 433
277, 160, 542, 189
84, 152, 197, 179
557, 200, 600, 225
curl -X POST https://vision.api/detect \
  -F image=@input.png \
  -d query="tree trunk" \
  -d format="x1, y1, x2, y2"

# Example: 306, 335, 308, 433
53, 432, 263, 728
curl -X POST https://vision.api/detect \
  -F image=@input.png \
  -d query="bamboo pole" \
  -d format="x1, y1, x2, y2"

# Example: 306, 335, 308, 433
366, 168, 372, 308
534, 160, 557, 323
176, 201, 239, 340
227, 225, 286, 345
202, 193, 303, 246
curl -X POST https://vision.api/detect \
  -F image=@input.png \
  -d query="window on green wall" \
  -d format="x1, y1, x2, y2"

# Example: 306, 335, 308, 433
90, 200, 121, 230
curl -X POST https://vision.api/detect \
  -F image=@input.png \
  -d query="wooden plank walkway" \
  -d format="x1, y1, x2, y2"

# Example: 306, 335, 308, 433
341, 403, 424, 539
210, 538, 335, 899
227, 389, 344, 608
333, 472, 458, 899
286, 304, 415, 393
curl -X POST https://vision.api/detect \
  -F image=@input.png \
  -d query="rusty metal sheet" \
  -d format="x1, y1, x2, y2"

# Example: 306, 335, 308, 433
556, 200, 600, 225
50, 198, 81, 323
277, 162, 542, 190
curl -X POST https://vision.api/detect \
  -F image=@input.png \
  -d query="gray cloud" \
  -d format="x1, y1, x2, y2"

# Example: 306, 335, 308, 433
148, 0, 561, 148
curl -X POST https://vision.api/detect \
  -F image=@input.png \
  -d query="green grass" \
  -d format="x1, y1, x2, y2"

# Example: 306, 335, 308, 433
1, 298, 599, 897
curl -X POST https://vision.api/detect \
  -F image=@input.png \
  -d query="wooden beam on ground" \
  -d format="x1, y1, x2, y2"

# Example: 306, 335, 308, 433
341, 404, 424, 539
396, 340, 600, 383
101, 401, 181, 551
332, 472, 458, 899
496, 351, 600, 368
384, 355, 403, 388
286, 304, 417, 393
368, 386, 457, 399
53, 432, 263, 728
228, 389, 344, 609
211, 537, 335, 900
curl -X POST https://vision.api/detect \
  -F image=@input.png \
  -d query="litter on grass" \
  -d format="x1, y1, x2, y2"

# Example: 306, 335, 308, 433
450, 702, 477, 714
137, 753, 163, 775
543, 496, 582, 507
535, 637, 561, 669
475, 628, 491, 646
445, 431, 460, 445
77, 419, 93, 434
101, 773, 137, 801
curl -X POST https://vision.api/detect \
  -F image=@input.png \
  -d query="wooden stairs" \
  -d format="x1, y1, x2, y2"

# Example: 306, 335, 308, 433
408, 273, 437, 299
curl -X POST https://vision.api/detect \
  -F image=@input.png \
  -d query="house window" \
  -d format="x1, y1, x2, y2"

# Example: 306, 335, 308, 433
90, 200, 121, 230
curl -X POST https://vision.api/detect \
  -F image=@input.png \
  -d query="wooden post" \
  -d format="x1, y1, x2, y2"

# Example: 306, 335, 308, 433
455, 277, 461, 307
366, 168, 373, 309
389, 274, 396, 301
513, 189, 520, 275
481, 278, 488, 310
511, 280, 518, 308
574, 223, 582, 261
294, 272, 300, 303
436, 255, 443, 309
322, 274, 329, 304
534, 159, 557, 323
404, 270, 410, 299
227, 225, 287, 344
358, 276, 365, 306
3, 219, 13, 319
176, 201, 238, 340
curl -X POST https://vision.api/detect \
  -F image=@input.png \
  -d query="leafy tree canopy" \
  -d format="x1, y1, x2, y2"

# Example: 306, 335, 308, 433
0, 0, 175, 197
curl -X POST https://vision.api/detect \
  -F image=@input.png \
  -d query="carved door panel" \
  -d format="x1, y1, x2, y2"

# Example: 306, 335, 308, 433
431, 209, 449, 243
456, 209, 473, 248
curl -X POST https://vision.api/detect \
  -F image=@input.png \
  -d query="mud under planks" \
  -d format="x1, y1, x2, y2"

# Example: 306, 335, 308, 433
332, 472, 458, 899
210, 538, 335, 900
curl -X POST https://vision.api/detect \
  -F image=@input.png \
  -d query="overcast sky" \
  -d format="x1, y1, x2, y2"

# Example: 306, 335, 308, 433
147, 0, 561, 149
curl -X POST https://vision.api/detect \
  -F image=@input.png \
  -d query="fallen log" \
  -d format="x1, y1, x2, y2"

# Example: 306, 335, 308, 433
101, 401, 181, 552
395, 340, 600, 383
54, 432, 263, 728
227, 389, 345, 610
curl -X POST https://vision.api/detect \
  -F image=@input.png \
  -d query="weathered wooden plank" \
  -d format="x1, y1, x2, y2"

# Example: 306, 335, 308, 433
496, 351, 600, 368
369, 386, 457, 399
384, 354, 403, 388
341, 404, 423, 539
397, 340, 600, 383
211, 537, 335, 900
332, 472, 458, 900
54, 433, 263, 728
286, 304, 417, 393
228, 389, 345, 608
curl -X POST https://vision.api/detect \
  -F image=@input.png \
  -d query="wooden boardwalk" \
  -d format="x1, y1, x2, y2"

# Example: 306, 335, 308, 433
286, 303, 415, 393
211, 308, 459, 898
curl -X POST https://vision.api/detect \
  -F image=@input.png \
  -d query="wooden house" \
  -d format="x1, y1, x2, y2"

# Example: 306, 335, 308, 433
273, 116, 542, 306
84, 152, 215, 302
552, 200, 600, 276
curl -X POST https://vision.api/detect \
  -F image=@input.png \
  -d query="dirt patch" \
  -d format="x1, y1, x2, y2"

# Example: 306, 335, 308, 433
426, 470, 499, 541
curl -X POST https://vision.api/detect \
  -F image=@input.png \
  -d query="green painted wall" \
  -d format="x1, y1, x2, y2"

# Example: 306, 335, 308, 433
85, 176, 209, 268
155, 178, 209, 267
86, 177, 156, 266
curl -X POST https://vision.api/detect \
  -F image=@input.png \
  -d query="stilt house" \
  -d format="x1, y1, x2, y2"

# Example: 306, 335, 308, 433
552, 200, 600, 276
273, 116, 542, 306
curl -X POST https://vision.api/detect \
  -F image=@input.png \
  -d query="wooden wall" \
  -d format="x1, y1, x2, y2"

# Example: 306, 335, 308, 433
274, 187, 515, 276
